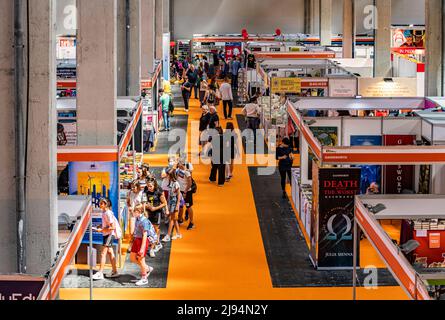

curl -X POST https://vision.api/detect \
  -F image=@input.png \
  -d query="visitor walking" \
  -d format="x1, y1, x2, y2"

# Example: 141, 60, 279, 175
219, 77, 234, 120
186, 64, 199, 99
276, 138, 294, 199
209, 127, 226, 187
92, 198, 121, 280
231, 57, 242, 90
242, 96, 261, 145
162, 169, 183, 242
159, 89, 171, 131
225, 122, 239, 182
181, 76, 192, 112
208, 105, 220, 130
129, 205, 155, 286
176, 158, 195, 230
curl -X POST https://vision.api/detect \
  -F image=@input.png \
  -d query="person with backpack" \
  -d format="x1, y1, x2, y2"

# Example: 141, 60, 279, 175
204, 83, 217, 106
92, 198, 121, 280
162, 169, 183, 242
159, 89, 171, 131
176, 158, 195, 230
130, 205, 155, 286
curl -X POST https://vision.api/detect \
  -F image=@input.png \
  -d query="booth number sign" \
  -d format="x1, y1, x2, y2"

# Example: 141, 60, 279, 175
271, 78, 301, 94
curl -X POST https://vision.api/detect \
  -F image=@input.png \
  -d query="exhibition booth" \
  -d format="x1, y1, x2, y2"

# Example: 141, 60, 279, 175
354, 195, 445, 300
285, 97, 445, 274
56, 97, 145, 271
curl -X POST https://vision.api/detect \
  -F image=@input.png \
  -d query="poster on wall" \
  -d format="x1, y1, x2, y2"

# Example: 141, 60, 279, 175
392, 28, 425, 48
329, 78, 357, 98
68, 161, 119, 244
225, 42, 242, 59
350, 136, 382, 195
57, 122, 77, 146
308, 127, 338, 180
383, 135, 416, 194
316, 168, 361, 269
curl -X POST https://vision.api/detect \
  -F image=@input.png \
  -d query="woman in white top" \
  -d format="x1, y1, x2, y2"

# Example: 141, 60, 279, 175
162, 170, 183, 242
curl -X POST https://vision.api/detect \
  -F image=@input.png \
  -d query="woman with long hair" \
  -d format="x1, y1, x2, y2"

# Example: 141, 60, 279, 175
225, 122, 238, 182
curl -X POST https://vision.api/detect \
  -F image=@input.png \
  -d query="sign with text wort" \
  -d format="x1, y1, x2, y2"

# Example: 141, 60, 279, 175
271, 78, 301, 94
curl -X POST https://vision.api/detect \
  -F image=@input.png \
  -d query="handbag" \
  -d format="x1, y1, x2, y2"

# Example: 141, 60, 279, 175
190, 178, 198, 194
169, 98, 175, 113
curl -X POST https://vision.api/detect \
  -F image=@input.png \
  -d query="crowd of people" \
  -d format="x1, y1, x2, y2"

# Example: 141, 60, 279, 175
91, 155, 197, 286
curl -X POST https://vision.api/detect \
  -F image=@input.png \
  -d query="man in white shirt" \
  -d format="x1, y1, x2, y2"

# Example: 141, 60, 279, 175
219, 77, 234, 120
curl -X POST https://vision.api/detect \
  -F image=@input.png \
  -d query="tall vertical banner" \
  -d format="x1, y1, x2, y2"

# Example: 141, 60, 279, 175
316, 168, 361, 269
163, 33, 171, 81
383, 135, 416, 194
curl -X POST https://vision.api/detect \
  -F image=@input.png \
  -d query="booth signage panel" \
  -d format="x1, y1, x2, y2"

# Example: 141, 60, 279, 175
301, 80, 328, 89
329, 78, 357, 97
383, 135, 416, 194
0, 276, 45, 300
271, 77, 301, 93
141, 79, 153, 89
358, 77, 418, 97
316, 168, 361, 269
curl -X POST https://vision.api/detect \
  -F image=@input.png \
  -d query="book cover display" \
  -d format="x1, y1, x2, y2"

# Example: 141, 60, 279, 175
68, 161, 119, 244
383, 135, 416, 194
308, 127, 338, 180
350, 136, 382, 195
311, 165, 361, 269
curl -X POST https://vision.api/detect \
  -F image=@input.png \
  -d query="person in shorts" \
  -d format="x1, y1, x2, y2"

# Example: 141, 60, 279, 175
130, 205, 154, 286
92, 198, 120, 280
162, 169, 183, 242
176, 159, 195, 230
144, 178, 168, 257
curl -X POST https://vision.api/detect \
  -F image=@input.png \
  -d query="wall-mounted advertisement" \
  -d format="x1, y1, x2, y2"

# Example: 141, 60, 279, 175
350, 136, 382, 195
271, 77, 302, 94
0, 275, 45, 300
316, 168, 361, 270
225, 42, 242, 59
392, 28, 425, 49
358, 77, 418, 97
57, 36, 76, 60
57, 122, 77, 146
329, 78, 357, 98
68, 161, 119, 244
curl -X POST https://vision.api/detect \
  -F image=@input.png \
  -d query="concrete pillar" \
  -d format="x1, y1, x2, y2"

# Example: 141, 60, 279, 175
26, 0, 58, 275
425, 0, 444, 96
155, 0, 163, 60
374, 0, 392, 77
77, 0, 117, 146
163, 0, 170, 33
0, 0, 17, 273
128, 0, 141, 96
0, 0, 57, 275
342, 0, 354, 58
117, 0, 127, 96
319, 0, 332, 46
141, 0, 156, 77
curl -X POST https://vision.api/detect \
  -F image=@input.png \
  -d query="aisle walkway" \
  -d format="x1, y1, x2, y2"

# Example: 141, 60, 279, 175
60, 98, 407, 300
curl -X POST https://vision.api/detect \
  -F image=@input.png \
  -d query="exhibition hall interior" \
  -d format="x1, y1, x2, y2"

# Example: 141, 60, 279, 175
3, 0, 445, 302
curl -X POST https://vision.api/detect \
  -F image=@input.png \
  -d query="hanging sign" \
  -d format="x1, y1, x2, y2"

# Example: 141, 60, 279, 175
271, 77, 302, 94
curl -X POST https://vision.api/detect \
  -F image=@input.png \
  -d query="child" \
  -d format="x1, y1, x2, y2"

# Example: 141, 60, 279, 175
126, 181, 144, 253
130, 205, 155, 286
162, 170, 183, 242
92, 198, 121, 280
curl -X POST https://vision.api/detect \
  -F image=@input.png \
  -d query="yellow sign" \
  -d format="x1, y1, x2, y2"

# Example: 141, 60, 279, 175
271, 78, 301, 94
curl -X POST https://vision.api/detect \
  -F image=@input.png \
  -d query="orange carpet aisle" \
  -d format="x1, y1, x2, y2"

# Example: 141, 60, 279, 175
59, 98, 408, 300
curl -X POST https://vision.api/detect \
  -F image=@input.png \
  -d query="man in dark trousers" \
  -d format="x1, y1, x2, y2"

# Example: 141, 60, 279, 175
181, 76, 192, 112
186, 64, 199, 99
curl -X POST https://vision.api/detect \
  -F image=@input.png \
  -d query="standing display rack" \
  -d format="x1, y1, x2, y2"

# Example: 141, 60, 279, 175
354, 195, 445, 301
